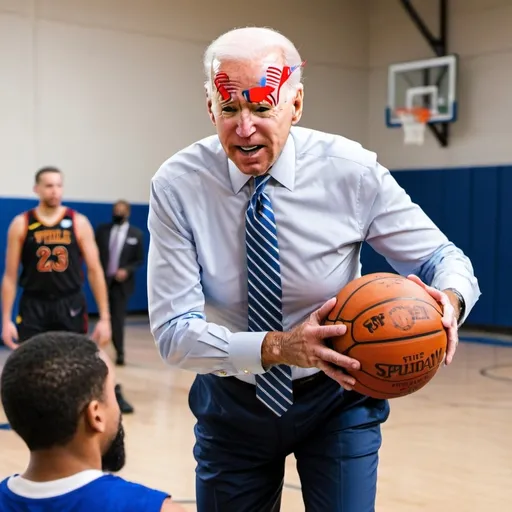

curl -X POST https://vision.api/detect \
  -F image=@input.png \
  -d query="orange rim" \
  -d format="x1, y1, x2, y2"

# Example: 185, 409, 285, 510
396, 107, 431, 123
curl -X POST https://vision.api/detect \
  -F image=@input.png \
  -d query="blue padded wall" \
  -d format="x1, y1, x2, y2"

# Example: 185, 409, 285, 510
0, 198, 149, 334
360, 164, 512, 327
0, 164, 510, 332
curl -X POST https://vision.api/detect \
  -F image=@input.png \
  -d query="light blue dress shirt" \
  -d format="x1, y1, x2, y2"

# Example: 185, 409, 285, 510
147, 126, 480, 384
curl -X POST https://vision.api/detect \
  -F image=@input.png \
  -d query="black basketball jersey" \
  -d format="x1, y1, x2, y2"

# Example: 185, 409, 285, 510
19, 208, 84, 296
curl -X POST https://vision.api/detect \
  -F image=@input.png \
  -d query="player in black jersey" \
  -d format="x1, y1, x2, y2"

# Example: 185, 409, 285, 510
1, 166, 110, 345
13, 206, 90, 339
1, 166, 134, 413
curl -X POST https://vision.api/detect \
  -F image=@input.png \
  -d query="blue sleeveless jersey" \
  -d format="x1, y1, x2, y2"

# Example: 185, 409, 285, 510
0, 473, 169, 512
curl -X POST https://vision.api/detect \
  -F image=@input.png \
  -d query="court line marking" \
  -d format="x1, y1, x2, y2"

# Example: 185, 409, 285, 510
462, 336, 512, 347
480, 363, 512, 384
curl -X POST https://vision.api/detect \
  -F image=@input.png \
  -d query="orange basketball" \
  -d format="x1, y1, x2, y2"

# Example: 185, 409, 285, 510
325, 272, 447, 399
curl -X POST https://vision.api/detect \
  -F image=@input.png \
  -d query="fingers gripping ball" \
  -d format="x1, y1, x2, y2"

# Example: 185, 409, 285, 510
325, 273, 447, 399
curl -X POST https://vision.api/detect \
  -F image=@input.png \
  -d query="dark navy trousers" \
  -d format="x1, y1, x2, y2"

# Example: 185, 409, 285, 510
188, 372, 390, 512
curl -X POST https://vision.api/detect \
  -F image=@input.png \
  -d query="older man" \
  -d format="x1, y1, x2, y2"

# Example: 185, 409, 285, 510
147, 26, 480, 512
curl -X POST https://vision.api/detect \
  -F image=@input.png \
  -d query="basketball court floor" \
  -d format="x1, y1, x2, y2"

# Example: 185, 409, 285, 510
1, 317, 511, 511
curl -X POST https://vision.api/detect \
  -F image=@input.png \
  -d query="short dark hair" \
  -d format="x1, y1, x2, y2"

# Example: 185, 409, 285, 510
114, 199, 131, 213
35, 166, 61, 184
1, 332, 108, 451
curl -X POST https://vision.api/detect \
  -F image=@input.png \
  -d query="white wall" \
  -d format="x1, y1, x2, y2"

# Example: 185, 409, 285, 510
368, 0, 512, 169
4, 0, 508, 200
0, 0, 368, 203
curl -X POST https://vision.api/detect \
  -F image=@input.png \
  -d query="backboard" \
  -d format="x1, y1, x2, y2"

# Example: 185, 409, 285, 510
386, 54, 458, 127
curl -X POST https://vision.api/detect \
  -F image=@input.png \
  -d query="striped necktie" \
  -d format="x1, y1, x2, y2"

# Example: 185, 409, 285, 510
245, 174, 293, 417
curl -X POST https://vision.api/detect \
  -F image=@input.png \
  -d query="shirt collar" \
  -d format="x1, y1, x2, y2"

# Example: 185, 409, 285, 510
228, 134, 296, 194
113, 221, 129, 231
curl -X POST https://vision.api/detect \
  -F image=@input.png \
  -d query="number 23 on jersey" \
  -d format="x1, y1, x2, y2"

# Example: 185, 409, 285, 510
36, 245, 69, 273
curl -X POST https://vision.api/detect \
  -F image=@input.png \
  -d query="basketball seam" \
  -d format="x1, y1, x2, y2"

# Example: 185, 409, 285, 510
326, 276, 443, 324
349, 296, 442, 324
346, 329, 445, 348
325, 274, 399, 322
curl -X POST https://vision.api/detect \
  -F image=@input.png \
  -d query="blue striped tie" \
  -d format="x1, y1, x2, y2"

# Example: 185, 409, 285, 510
245, 174, 293, 417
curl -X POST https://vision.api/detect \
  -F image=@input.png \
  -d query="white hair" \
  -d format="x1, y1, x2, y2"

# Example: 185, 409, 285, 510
203, 26, 304, 99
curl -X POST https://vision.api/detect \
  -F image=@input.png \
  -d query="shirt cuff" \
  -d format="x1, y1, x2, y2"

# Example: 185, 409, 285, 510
435, 275, 478, 325
229, 331, 268, 375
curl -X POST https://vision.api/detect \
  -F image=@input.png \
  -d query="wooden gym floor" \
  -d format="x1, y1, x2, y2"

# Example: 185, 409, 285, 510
1, 317, 511, 511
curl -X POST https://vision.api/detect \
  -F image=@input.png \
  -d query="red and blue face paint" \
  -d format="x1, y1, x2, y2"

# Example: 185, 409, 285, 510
213, 62, 305, 106
213, 72, 239, 102
242, 62, 304, 106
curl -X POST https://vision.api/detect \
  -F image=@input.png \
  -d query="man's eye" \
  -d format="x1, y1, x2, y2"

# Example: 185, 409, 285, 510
256, 106, 270, 113
222, 106, 236, 113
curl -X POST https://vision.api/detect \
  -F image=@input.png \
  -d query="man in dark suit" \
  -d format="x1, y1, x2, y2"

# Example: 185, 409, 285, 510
95, 200, 144, 369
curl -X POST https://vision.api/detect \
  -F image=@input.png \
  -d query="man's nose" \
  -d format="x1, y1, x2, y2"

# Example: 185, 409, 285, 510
236, 111, 256, 138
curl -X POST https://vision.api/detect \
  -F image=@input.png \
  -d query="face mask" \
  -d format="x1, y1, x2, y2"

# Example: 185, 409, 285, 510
112, 214, 124, 224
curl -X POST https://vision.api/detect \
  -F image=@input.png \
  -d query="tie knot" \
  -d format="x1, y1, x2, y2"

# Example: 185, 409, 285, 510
253, 174, 271, 196
249, 175, 271, 214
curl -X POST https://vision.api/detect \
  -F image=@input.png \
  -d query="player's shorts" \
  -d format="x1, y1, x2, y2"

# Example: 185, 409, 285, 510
16, 290, 88, 342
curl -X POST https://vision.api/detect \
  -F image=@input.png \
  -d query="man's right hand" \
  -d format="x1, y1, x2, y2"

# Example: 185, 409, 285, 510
1, 321, 19, 350
261, 297, 361, 390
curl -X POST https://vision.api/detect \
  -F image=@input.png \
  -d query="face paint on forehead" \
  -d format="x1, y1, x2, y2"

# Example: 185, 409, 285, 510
211, 58, 241, 103
213, 72, 240, 102
242, 61, 306, 106
211, 58, 306, 107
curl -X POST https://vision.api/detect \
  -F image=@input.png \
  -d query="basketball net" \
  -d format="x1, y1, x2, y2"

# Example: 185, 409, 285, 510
395, 107, 431, 145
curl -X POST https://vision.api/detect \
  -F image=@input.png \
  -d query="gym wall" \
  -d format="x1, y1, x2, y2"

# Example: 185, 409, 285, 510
1, 0, 510, 329
0, 0, 368, 324
361, 0, 512, 327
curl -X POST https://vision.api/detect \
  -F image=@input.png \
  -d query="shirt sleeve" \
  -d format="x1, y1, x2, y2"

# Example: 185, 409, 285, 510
114, 479, 171, 512
147, 175, 267, 376
359, 162, 481, 324
129, 489, 170, 512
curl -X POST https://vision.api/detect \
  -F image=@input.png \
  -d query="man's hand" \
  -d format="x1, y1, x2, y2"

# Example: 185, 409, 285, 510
115, 268, 128, 282
407, 274, 459, 365
261, 297, 361, 390
90, 318, 111, 347
1, 321, 19, 350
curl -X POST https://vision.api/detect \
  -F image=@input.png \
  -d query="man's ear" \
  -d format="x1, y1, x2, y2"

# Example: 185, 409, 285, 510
206, 98, 217, 126
291, 86, 304, 125
84, 400, 106, 434
205, 85, 216, 126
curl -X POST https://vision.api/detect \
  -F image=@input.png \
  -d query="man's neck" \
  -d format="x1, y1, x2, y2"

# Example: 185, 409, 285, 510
36, 204, 64, 221
22, 449, 101, 483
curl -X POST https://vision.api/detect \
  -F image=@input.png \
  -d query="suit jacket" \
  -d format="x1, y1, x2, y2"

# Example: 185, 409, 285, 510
95, 222, 144, 296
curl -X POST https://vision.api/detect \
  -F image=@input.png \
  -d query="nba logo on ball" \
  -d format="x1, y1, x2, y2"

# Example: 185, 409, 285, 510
325, 273, 447, 399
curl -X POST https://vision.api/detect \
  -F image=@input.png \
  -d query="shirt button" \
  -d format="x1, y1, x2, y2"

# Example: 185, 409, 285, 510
243, 369, 250, 374
218, 370, 227, 376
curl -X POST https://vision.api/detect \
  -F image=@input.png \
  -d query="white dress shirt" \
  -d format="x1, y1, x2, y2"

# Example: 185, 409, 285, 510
147, 126, 480, 384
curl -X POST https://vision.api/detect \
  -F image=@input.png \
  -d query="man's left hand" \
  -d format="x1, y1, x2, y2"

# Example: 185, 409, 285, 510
407, 274, 459, 366
90, 318, 112, 347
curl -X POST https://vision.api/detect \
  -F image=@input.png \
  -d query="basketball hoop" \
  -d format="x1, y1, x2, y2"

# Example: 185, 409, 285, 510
395, 107, 431, 145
